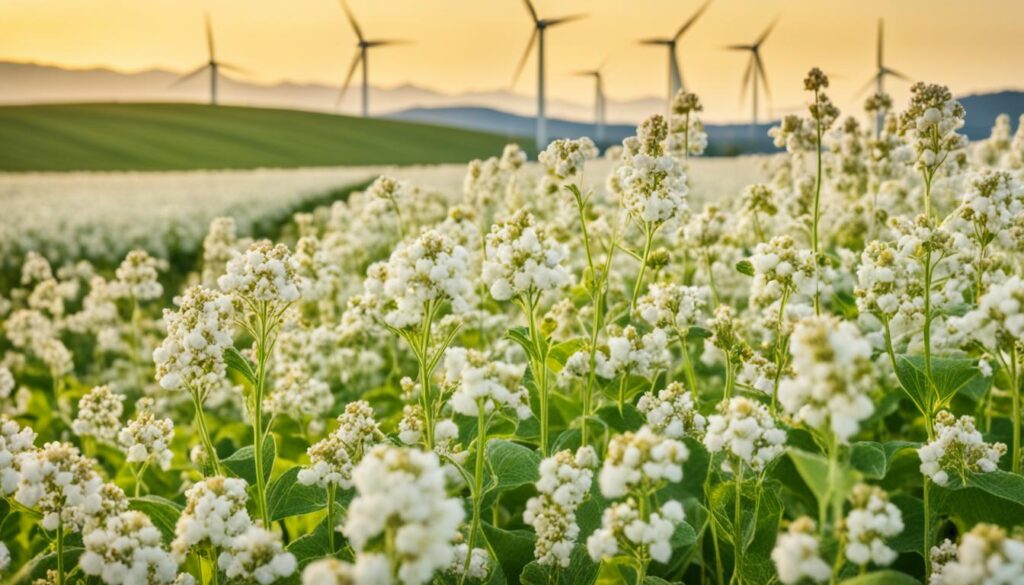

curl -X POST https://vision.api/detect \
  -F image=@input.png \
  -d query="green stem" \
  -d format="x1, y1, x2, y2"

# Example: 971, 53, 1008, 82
705, 470, 725, 585
704, 248, 720, 307
462, 408, 488, 585
191, 389, 222, 476
631, 224, 657, 311
56, 517, 65, 585
1011, 346, 1021, 474
811, 89, 823, 316
923, 478, 932, 582
251, 303, 272, 528
419, 303, 436, 451
731, 465, 744, 585
327, 484, 337, 554
724, 355, 735, 399
525, 294, 550, 456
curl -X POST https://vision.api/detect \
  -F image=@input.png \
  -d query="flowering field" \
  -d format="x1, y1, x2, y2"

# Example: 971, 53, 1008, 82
2, 71, 1024, 585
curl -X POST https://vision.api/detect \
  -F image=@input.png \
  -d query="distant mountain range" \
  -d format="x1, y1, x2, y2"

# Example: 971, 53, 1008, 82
2, 61, 1022, 154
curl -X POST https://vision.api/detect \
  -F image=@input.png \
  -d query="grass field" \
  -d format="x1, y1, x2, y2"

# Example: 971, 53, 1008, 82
0, 102, 532, 171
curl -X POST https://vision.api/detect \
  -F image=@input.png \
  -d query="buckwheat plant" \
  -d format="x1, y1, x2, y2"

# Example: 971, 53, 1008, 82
667, 90, 708, 160
771, 517, 831, 585
524, 446, 597, 568
171, 476, 252, 578
80, 510, 179, 585
342, 445, 465, 585
636, 283, 708, 395
898, 82, 967, 217
841, 484, 904, 572
72, 384, 125, 445
929, 524, 1024, 585
589, 427, 688, 584
118, 397, 174, 496
482, 209, 570, 454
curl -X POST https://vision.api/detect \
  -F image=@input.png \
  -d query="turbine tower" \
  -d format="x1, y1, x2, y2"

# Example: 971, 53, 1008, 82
638, 0, 712, 108
727, 19, 777, 127
512, 0, 585, 148
172, 15, 244, 105
575, 67, 606, 143
858, 20, 910, 97
337, 0, 408, 117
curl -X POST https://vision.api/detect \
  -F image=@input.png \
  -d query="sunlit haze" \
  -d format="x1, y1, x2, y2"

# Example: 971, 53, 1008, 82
4, 0, 1024, 122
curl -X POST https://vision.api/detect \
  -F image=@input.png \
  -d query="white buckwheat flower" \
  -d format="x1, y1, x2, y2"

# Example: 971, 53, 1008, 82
617, 115, 689, 225
704, 397, 787, 474
636, 283, 708, 331
0, 415, 35, 494
264, 363, 335, 424
586, 497, 686, 564
72, 385, 125, 444
950, 275, 1024, 351
118, 398, 174, 471
218, 525, 297, 584
843, 484, 903, 568
523, 447, 597, 567
539, 137, 598, 180
898, 82, 967, 176
115, 249, 164, 301
930, 524, 1024, 585
342, 445, 465, 585
152, 286, 235, 395
80, 510, 178, 585
362, 229, 474, 329
918, 410, 1006, 486
771, 517, 831, 584
636, 382, 706, 439
443, 347, 531, 419
298, 401, 380, 489
606, 326, 671, 379
447, 544, 491, 581
14, 441, 105, 532
777, 316, 875, 443
599, 426, 688, 499
218, 240, 300, 304
482, 210, 571, 302
171, 476, 252, 559
0, 366, 14, 400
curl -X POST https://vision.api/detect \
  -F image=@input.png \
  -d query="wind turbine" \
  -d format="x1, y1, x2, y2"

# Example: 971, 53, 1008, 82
171, 15, 245, 105
857, 20, 910, 98
727, 19, 777, 127
638, 0, 712, 108
512, 0, 586, 148
575, 66, 606, 143
337, 0, 409, 117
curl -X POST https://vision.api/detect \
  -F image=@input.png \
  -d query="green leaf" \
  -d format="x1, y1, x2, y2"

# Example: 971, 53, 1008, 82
838, 570, 920, 585
887, 495, 924, 554
486, 439, 540, 494
850, 441, 916, 480
225, 346, 258, 386
670, 520, 697, 549
506, 327, 540, 363
735, 259, 755, 277
286, 516, 336, 568
686, 326, 712, 340
788, 448, 861, 513
482, 523, 536, 583
267, 466, 329, 522
894, 355, 979, 413
520, 545, 599, 585
966, 470, 1024, 507
642, 578, 675, 585
129, 495, 182, 542
223, 434, 276, 485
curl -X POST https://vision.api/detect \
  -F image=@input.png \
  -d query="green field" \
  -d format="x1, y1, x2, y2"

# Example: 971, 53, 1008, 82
0, 103, 532, 171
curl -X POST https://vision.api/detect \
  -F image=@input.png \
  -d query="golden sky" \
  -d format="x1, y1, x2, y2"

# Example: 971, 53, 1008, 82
4, 0, 1024, 122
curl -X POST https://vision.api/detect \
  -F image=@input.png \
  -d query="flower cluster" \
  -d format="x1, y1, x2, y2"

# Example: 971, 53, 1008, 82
748, 235, 816, 308
443, 347, 531, 419
342, 446, 464, 585
0, 416, 36, 494
616, 114, 689, 225
217, 525, 297, 584
482, 209, 571, 301
80, 511, 178, 585
772, 517, 831, 585
777, 316, 875, 442
523, 447, 597, 567
153, 286, 235, 395
898, 82, 967, 175
636, 283, 707, 331
930, 524, 1024, 585
72, 385, 125, 443
704, 397, 787, 474
605, 326, 670, 379
598, 426, 688, 498
171, 476, 252, 559
667, 90, 708, 157
218, 240, 301, 304
586, 498, 686, 565
918, 411, 1006, 486
118, 398, 174, 470
843, 484, 904, 567
363, 229, 474, 329
115, 249, 164, 301
636, 382, 706, 439
538, 137, 598, 180
298, 401, 381, 489
14, 441, 105, 531
951, 274, 1024, 350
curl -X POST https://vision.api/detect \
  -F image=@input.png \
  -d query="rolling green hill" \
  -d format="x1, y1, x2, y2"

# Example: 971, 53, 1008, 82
0, 103, 532, 171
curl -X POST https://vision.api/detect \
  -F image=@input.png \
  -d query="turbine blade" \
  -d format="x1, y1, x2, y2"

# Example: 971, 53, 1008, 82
170, 64, 209, 88
853, 72, 881, 98
511, 27, 538, 87
339, 0, 365, 42
546, 14, 586, 27
877, 19, 884, 69
724, 44, 752, 51
755, 52, 771, 101
522, 0, 539, 23
885, 67, 912, 82
675, 0, 712, 40
218, 63, 252, 76
337, 53, 363, 107
205, 13, 215, 61
364, 39, 412, 47
639, 38, 672, 46
755, 17, 779, 46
